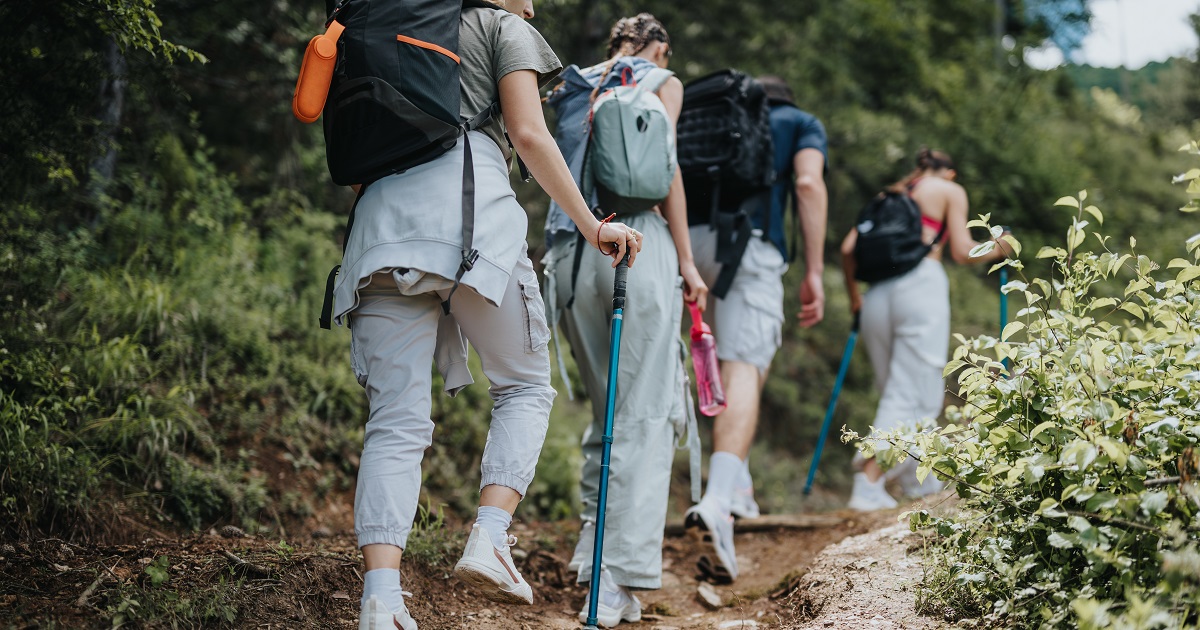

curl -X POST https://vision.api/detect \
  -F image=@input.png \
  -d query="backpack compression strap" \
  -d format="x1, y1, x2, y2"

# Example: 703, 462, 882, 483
440, 104, 501, 316
319, 185, 367, 330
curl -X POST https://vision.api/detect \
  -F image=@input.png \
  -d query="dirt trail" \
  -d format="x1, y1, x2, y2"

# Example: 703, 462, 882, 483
1, 505, 945, 629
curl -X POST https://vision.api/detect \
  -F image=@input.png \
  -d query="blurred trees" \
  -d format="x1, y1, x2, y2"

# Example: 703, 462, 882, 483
1, 0, 1197, 534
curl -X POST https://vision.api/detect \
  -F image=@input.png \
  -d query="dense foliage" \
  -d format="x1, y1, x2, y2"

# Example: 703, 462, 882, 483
855, 145, 1200, 628
1, 0, 1197, 540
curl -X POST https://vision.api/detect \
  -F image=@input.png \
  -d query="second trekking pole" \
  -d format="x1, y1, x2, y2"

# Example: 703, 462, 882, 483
1000, 266, 1009, 372
803, 312, 860, 496
583, 253, 630, 630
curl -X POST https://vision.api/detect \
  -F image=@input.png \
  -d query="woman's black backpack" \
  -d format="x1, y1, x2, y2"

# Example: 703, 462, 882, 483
315, 0, 501, 329
322, 0, 498, 186
853, 191, 946, 283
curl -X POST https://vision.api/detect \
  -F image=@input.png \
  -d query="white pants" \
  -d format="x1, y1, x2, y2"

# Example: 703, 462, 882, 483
860, 258, 950, 449
349, 256, 556, 549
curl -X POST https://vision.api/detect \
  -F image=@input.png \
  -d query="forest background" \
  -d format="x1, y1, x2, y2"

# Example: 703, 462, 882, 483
2, 0, 1198, 542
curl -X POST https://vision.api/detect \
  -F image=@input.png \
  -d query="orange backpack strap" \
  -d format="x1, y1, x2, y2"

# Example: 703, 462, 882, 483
292, 19, 346, 123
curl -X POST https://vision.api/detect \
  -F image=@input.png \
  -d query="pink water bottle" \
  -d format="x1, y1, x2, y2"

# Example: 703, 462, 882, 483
688, 301, 727, 416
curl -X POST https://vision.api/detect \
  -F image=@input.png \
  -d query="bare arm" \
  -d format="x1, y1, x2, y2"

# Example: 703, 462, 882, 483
500, 70, 641, 265
657, 76, 709, 309
794, 148, 827, 327
840, 229, 861, 314
943, 184, 1007, 265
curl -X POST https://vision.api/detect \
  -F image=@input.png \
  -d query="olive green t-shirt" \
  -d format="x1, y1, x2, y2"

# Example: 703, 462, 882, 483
459, 8, 562, 166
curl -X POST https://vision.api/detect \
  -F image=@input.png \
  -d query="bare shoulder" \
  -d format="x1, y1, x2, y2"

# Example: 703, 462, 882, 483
658, 75, 684, 95
922, 177, 967, 202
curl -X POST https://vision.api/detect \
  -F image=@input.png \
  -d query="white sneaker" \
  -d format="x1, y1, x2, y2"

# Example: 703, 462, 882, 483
452, 524, 534, 605
730, 484, 761, 519
847, 472, 899, 511
359, 595, 416, 630
567, 520, 594, 573
578, 568, 642, 627
684, 498, 739, 583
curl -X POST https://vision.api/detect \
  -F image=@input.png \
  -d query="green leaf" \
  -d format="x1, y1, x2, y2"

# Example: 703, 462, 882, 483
1055, 196, 1080, 208
1082, 205, 1103, 224
1168, 258, 1192, 269
1047, 531, 1075, 549
1001, 234, 1021, 257
969, 241, 996, 259
1031, 421, 1058, 439
1120, 303, 1145, 319
1001, 321, 1025, 341
1178, 266, 1200, 284
1037, 246, 1066, 259
1095, 436, 1129, 467
1140, 491, 1168, 516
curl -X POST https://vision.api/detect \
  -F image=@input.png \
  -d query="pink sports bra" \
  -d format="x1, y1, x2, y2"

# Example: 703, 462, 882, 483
908, 177, 947, 243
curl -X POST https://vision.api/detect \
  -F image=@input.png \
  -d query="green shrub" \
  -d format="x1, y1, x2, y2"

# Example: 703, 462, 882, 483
852, 142, 1200, 628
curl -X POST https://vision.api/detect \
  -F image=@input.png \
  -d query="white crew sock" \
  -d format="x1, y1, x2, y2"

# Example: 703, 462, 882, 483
475, 505, 513, 549
704, 451, 743, 513
737, 457, 753, 492
362, 568, 405, 613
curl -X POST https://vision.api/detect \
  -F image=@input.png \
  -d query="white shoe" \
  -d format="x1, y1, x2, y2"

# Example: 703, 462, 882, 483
578, 568, 642, 627
730, 484, 761, 519
567, 520, 593, 573
359, 595, 416, 630
684, 498, 739, 583
847, 472, 899, 511
453, 524, 534, 605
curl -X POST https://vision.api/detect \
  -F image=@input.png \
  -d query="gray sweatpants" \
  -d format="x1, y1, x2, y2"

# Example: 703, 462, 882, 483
349, 256, 556, 549
860, 258, 950, 449
545, 211, 686, 589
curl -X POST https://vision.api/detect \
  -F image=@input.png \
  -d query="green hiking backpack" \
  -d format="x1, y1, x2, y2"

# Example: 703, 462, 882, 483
583, 67, 677, 214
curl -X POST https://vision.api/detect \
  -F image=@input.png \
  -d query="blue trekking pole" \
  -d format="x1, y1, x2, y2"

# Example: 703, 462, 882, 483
803, 312, 860, 496
584, 253, 630, 629
1000, 266, 1009, 371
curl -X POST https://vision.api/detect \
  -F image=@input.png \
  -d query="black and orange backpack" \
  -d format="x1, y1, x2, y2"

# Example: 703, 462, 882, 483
294, 0, 503, 329
293, 0, 499, 186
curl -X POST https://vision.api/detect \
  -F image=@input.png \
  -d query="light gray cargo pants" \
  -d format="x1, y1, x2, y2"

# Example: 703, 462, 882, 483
349, 256, 556, 550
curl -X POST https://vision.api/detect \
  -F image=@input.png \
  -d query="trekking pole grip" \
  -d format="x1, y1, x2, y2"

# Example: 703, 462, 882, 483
613, 253, 630, 311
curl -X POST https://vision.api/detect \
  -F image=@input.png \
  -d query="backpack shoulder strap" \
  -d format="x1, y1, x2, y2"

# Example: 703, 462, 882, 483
638, 68, 675, 94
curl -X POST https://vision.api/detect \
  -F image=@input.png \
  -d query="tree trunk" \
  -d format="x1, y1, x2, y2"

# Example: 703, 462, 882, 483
87, 37, 127, 205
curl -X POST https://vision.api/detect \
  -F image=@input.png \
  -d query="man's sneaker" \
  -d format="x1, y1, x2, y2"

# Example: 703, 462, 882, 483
577, 568, 642, 628
453, 524, 534, 605
684, 499, 739, 583
847, 472, 899, 511
730, 484, 761, 520
359, 595, 416, 630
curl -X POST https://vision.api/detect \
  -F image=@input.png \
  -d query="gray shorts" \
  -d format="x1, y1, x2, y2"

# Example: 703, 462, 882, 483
689, 225, 787, 373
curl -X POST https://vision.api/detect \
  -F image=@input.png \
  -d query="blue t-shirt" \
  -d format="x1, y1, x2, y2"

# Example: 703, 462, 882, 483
747, 104, 828, 258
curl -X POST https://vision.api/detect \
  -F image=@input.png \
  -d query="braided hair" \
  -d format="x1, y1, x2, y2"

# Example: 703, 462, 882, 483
606, 13, 670, 58
589, 14, 671, 102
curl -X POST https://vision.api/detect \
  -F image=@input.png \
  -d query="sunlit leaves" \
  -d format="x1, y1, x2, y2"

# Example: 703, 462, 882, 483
862, 169, 1200, 629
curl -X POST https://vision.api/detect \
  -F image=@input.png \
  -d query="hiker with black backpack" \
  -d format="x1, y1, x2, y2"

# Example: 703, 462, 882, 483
309, 1, 645, 628
541, 13, 706, 627
677, 75, 829, 584
840, 148, 1011, 511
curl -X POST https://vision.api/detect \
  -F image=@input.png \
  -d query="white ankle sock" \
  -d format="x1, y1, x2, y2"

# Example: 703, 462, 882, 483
704, 451, 743, 513
737, 457, 753, 492
475, 505, 512, 549
362, 568, 405, 613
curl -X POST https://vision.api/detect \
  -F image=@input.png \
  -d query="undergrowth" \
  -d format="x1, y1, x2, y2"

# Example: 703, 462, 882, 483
852, 142, 1200, 628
